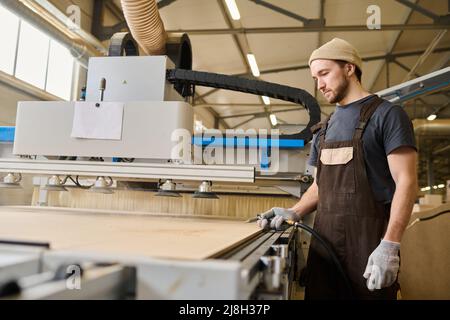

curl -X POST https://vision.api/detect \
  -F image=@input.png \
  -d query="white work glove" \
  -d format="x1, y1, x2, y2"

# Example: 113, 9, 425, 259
256, 207, 299, 230
363, 240, 400, 291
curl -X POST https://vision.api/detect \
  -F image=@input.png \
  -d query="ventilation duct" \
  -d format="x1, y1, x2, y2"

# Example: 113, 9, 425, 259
120, 0, 167, 55
413, 119, 450, 136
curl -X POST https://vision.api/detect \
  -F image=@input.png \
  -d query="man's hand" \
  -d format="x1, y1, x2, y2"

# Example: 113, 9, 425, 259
363, 240, 400, 291
256, 207, 299, 230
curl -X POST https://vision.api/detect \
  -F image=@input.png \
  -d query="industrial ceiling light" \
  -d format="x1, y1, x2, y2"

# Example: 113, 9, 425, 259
89, 176, 114, 194
193, 181, 219, 199
42, 175, 68, 192
262, 96, 270, 105
427, 113, 437, 121
225, 0, 241, 20
246, 54, 260, 77
0, 173, 22, 189
270, 114, 278, 126
155, 179, 181, 197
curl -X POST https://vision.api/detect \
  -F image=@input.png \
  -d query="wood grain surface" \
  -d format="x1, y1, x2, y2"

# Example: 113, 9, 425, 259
0, 206, 261, 260
32, 187, 298, 219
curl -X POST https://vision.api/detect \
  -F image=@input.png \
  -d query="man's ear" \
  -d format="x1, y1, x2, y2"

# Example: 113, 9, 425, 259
346, 63, 355, 77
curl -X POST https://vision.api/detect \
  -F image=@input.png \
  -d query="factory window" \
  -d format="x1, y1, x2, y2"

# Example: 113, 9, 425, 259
0, 6, 19, 75
0, 4, 75, 100
15, 21, 50, 90
46, 40, 74, 101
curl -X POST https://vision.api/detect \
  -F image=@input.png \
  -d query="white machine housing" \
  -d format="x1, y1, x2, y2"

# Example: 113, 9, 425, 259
85, 56, 182, 102
13, 56, 193, 161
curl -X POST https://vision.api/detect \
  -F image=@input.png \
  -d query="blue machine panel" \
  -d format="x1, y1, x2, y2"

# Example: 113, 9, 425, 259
192, 137, 304, 148
0, 127, 15, 143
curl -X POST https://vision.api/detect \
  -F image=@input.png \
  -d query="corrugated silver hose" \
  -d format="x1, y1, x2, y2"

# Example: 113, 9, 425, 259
120, 0, 167, 55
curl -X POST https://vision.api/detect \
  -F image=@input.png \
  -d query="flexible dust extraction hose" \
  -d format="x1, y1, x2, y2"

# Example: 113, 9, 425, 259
120, 0, 167, 55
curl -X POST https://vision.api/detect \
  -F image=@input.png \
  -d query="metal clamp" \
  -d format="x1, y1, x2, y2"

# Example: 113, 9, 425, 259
260, 256, 282, 291
271, 244, 289, 271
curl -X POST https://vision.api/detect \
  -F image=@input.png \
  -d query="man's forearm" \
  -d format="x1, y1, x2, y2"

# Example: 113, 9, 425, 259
290, 182, 319, 219
383, 178, 417, 243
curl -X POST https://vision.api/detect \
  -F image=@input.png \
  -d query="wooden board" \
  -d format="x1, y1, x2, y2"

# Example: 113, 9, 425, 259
31, 188, 298, 220
399, 203, 450, 299
0, 206, 261, 261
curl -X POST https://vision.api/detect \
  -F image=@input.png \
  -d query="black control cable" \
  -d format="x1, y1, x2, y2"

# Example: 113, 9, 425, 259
406, 209, 450, 230
293, 222, 354, 298
166, 68, 321, 142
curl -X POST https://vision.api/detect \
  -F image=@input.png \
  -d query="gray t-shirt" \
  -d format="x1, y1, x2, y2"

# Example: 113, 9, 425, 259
308, 94, 416, 203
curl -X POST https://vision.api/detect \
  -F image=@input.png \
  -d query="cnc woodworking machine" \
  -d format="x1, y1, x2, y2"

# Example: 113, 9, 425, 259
0, 31, 320, 299
1, 25, 448, 298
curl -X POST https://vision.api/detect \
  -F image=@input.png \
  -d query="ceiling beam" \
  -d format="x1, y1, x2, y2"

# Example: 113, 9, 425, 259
366, 47, 450, 62
92, 0, 128, 41
166, 23, 449, 35
368, 0, 416, 92
220, 107, 303, 119
435, 101, 450, 116
203, 102, 445, 121
393, 59, 421, 78
248, 0, 325, 26
157, 0, 179, 10
231, 116, 257, 129
395, 0, 443, 21
216, 0, 250, 72
217, 0, 276, 126
104, 0, 124, 21
195, 47, 450, 102
403, 30, 448, 81
194, 93, 230, 129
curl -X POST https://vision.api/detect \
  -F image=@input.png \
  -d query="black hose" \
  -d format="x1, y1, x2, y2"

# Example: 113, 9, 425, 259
417, 209, 450, 221
294, 222, 354, 298
68, 176, 94, 189
166, 68, 321, 142
406, 209, 450, 230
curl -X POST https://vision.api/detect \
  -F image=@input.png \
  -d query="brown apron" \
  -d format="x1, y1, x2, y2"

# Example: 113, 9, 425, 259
304, 96, 398, 300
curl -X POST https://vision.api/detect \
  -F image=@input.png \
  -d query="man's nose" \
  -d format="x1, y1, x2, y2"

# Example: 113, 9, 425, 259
317, 79, 325, 91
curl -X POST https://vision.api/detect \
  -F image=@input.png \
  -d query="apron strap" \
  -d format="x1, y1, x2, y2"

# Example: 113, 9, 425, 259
310, 122, 323, 135
353, 96, 384, 140
318, 113, 333, 146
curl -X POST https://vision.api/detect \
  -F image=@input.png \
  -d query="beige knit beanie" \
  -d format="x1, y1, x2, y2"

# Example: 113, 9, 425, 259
309, 38, 362, 71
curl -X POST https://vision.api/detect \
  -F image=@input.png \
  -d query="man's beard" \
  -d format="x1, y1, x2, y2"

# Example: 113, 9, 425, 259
326, 78, 349, 104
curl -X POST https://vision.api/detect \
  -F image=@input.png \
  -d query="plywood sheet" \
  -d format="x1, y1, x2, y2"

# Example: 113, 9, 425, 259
31, 188, 298, 220
399, 203, 450, 299
0, 206, 261, 260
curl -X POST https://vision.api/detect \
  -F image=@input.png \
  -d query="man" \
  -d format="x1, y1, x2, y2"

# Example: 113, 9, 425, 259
258, 38, 418, 300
